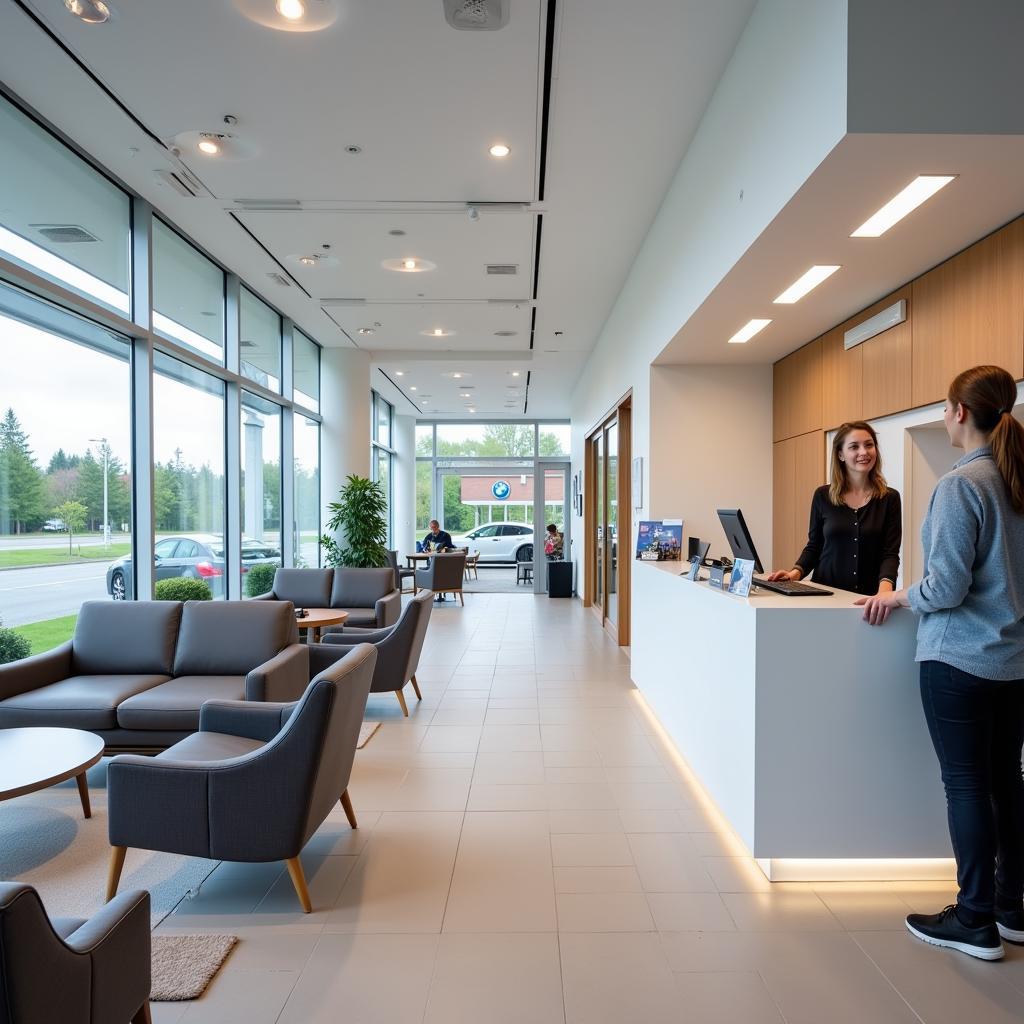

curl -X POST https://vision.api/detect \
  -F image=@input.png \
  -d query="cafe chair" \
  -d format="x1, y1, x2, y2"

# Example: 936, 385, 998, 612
414, 551, 467, 606
464, 551, 480, 580
385, 549, 417, 594
515, 544, 534, 585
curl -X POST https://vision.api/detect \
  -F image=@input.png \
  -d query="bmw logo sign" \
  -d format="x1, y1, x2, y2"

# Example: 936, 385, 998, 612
491, 479, 511, 500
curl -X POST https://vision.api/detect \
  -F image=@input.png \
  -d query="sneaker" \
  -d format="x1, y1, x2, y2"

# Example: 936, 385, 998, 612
996, 908, 1024, 944
905, 906, 1004, 960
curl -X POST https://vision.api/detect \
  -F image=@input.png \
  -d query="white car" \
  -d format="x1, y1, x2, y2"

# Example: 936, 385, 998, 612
450, 522, 534, 563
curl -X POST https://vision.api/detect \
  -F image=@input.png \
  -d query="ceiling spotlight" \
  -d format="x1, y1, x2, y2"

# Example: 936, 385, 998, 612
382, 256, 436, 274
65, 0, 112, 23
452, 372, 462, 378
434, 328, 445, 336
727, 318, 772, 345
489, 143, 511, 158
421, 399, 428, 405
395, 370, 404, 376
511, 371, 520, 377
275, 0, 305, 20
409, 386, 417, 391
467, 407, 476, 413
460, 392, 471, 398
299, 255, 318, 267
357, 326, 375, 335
404, 258, 417, 270
197, 138, 220, 155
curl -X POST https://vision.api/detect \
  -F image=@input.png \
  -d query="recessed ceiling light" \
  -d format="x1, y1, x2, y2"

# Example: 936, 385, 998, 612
728, 318, 772, 345
452, 372, 462, 379
404, 258, 417, 270
381, 257, 436, 273
511, 371, 520, 377
851, 175, 956, 237
299, 255, 318, 267
198, 138, 220, 155
467, 407, 476, 413
460, 392, 471, 398
275, 0, 304, 18
357, 326, 375, 335
395, 370, 404, 376
489, 143, 511, 158
65, 0, 112, 23
421, 399, 428, 404
409, 386, 417, 391
420, 327, 455, 338
774, 265, 841, 304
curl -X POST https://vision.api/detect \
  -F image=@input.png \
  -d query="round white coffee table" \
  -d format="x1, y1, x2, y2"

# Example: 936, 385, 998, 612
0, 727, 104, 819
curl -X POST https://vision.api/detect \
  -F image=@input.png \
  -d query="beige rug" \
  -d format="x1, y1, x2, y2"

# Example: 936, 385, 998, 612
0, 763, 218, 926
357, 721, 380, 747
151, 934, 238, 1001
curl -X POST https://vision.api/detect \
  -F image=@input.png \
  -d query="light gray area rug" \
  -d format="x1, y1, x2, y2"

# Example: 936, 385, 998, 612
357, 721, 380, 747
150, 934, 238, 1001
0, 762, 218, 926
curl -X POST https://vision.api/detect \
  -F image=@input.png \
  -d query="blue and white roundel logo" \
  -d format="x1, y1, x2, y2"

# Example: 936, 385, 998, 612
491, 480, 511, 500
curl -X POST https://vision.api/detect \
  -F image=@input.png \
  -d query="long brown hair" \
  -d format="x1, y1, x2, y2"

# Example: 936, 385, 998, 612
828, 421, 888, 506
948, 365, 1024, 513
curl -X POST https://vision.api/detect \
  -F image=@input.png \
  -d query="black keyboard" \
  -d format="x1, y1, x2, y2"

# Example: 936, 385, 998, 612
753, 576, 833, 597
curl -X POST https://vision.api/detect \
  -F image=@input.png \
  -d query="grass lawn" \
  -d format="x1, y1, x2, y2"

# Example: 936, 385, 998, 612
14, 615, 78, 655
0, 542, 130, 570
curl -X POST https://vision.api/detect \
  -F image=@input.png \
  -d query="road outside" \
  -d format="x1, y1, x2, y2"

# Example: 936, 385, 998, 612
0, 561, 108, 627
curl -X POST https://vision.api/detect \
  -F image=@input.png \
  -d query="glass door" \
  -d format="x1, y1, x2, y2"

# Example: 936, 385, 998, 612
594, 432, 604, 611
533, 463, 570, 594
605, 420, 618, 626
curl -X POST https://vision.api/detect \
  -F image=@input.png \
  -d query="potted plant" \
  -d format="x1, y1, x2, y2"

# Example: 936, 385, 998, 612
321, 475, 389, 568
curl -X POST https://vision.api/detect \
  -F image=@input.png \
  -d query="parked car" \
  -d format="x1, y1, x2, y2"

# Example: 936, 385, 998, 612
106, 534, 280, 600
449, 522, 535, 563
42, 518, 66, 531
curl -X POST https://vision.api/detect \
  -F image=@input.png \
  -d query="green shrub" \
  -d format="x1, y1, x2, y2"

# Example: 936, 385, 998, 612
154, 577, 213, 601
0, 619, 31, 665
245, 562, 278, 598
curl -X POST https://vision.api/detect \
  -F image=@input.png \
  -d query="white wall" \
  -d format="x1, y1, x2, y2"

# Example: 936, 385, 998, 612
649, 365, 774, 564
392, 413, 417, 557
320, 348, 371, 534
569, 0, 848, 593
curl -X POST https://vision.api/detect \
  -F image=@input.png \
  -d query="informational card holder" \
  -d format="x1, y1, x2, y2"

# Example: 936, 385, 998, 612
684, 556, 701, 581
708, 564, 727, 589
728, 558, 755, 597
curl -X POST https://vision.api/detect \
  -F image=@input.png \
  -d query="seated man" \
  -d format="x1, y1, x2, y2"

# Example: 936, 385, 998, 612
422, 519, 455, 601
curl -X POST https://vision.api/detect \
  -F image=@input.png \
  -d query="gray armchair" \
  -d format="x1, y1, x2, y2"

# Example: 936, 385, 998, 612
385, 549, 416, 594
415, 552, 467, 605
254, 567, 334, 607
106, 644, 377, 913
0, 882, 151, 1024
312, 591, 433, 716
327, 568, 401, 629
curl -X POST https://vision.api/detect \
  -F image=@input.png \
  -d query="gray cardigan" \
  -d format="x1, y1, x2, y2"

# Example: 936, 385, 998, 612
907, 446, 1024, 680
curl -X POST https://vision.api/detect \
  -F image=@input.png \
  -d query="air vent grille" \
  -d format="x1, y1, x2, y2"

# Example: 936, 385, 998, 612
31, 224, 99, 244
267, 273, 292, 288
486, 264, 518, 276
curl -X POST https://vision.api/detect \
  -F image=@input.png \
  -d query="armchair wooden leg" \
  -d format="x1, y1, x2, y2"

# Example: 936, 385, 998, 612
410, 674, 422, 700
106, 846, 127, 902
131, 1002, 152, 1024
285, 856, 312, 913
75, 771, 92, 819
459, 591, 464, 606
395, 688, 409, 716
340, 788, 358, 829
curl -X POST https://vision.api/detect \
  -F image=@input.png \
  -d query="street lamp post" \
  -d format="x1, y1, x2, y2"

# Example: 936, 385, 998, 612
89, 437, 110, 548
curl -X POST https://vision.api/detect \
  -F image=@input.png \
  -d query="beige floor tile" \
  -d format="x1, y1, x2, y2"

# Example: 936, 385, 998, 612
544, 764, 607, 784
647, 892, 738, 932
547, 809, 624, 833
702, 856, 774, 893
467, 783, 550, 811
374, 768, 472, 812
478, 723, 543, 751
169, 861, 283, 917
815, 891, 913, 930
177, 969, 300, 1023
424, 933, 564, 1024
557, 892, 655, 932
560, 932, 681, 1024
419, 725, 482, 752
540, 724, 600, 751
554, 865, 643, 893
722, 892, 842, 932
551, 832, 634, 867
627, 834, 717, 893
673, 972, 784, 1023
609, 780, 689, 808
430, 706, 488, 726
543, 749, 603, 768
443, 811, 556, 932
543, 782, 618, 810
276, 934, 438, 1024
485, 706, 541, 726
473, 750, 546, 785
252, 853, 358, 921
617, 808, 691, 833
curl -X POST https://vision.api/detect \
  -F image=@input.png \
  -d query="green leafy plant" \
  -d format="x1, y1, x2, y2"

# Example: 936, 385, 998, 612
0, 617, 32, 665
321, 475, 389, 568
245, 562, 279, 598
154, 577, 213, 601
52, 499, 88, 556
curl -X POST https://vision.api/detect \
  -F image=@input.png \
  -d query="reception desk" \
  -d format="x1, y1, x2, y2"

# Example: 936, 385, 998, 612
631, 559, 953, 881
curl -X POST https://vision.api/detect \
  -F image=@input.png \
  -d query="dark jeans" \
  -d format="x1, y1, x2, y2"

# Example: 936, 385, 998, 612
920, 661, 1024, 915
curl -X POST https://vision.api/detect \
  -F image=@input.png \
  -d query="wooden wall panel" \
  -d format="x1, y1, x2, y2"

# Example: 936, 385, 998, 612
861, 286, 913, 420
772, 437, 796, 571
794, 431, 826, 539
773, 338, 823, 442
821, 325, 863, 429
911, 218, 1024, 407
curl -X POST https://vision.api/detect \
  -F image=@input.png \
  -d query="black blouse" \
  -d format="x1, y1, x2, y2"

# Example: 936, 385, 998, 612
794, 486, 902, 595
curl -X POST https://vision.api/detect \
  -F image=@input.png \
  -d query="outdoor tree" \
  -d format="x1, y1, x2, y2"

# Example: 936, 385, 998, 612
52, 499, 88, 555
78, 446, 130, 532
47, 449, 81, 474
47, 466, 81, 506
0, 408, 47, 533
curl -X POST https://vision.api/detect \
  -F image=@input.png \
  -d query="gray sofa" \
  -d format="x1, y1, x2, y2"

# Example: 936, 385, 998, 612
106, 645, 376, 914
0, 882, 151, 1024
256, 567, 400, 630
0, 600, 308, 750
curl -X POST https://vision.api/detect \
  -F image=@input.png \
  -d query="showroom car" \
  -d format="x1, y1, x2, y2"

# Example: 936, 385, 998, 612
449, 522, 535, 563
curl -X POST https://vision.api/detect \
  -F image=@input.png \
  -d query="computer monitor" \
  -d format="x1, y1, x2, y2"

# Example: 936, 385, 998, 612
716, 508, 763, 574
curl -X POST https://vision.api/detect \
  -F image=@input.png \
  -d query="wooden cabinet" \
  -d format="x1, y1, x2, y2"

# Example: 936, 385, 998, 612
772, 338, 823, 442
772, 430, 826, 571
911, 218, 1024, 407
861, 286, 913, 420
820, 324, 863, 429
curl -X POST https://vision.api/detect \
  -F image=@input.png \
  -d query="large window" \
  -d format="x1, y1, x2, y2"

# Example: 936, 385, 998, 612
294, 414, 320, 567
0, 284, 132, 630
0, 97, 130, 315
153, 354, 226, 598
152, 220, 225, 363
241, 393, 281, 595
371, 392, 394, 544
240, 288, 282, 393
294, 330, 320, 412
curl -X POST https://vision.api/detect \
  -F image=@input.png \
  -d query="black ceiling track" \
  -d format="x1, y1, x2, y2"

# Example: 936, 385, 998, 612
523, 369, 532, 415
529, 305, 537, 350
532, 214, 543, 304
537, 0, 557, 202
378, 369, 421, 414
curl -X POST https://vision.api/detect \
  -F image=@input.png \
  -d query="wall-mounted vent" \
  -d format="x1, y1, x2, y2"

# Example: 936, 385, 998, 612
267, 272, 292, 288
153, 168, 208, 198
443, 0, 508, 30
486, 264, 518, 275
31, 224, 99, 244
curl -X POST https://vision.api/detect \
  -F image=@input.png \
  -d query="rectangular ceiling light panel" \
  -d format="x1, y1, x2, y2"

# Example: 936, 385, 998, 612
773, 265, 841, 304
728, 318, 772, 344
851, 175, 956, 238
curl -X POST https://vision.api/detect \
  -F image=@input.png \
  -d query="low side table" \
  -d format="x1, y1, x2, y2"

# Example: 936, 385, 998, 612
0, 727, 104, 819
295, 608, 349, 644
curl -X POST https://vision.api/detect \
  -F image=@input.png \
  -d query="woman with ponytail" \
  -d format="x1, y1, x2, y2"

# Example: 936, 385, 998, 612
858, 365, 1024, 961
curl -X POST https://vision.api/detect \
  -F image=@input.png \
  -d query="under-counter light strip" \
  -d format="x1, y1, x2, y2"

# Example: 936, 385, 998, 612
851, 175, 956, 238
727, 318, 772, 344
773, 265, 840, 304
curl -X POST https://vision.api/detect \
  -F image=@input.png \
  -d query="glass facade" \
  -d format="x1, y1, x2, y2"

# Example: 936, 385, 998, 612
371, 392, 394, 545
0, 90, 322, 651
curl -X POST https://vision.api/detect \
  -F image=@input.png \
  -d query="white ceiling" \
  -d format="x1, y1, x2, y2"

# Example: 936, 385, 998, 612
0, 0, 757, 419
